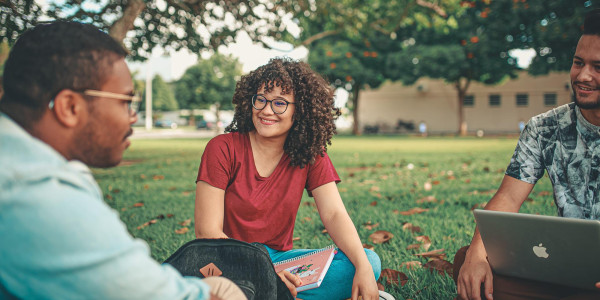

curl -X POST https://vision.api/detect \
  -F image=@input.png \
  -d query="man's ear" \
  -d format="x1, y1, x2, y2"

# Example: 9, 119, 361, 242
51, 89, 88, 128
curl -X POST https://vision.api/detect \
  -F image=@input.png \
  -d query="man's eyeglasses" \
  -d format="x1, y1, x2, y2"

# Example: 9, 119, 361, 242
251, 94, 295, 114
49, 89, 141, 116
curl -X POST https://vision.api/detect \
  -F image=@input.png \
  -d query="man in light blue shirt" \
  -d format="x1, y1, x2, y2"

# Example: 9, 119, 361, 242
0, 21, 245, 299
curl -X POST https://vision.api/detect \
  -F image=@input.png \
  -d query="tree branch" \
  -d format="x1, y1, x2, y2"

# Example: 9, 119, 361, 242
416, 0, 447, 18
108, 0, 146, 43
301, 30, 341, 46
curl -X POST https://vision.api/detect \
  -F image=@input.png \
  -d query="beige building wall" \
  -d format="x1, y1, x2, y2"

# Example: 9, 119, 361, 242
358, 72, 572, 134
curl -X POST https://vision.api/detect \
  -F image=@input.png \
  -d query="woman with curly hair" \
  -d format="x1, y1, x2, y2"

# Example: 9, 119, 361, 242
194, 57, 383, 300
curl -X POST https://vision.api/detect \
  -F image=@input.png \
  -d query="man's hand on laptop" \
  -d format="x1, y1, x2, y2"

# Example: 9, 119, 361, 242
457, 248, 493, 300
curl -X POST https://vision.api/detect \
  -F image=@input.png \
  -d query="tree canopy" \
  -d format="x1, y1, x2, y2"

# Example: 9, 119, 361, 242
151, 75, 178, 111
286, 0, 463, 134
384, 0, 597, 135
1, 0, 291, 60
175, 53, 241, 130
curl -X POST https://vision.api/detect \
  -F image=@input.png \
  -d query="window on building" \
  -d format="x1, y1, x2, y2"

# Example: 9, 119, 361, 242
544, 93, 557, 106
489, 94, 501, 107
464, 95, 475, 107
516, 93, 529, 107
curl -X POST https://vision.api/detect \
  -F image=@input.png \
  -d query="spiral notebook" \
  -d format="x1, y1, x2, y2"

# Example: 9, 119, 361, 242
273, 245, 337, 292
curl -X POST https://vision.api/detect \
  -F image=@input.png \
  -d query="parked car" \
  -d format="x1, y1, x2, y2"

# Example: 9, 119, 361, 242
196, 120, 214, 130
155, 120, 178, 129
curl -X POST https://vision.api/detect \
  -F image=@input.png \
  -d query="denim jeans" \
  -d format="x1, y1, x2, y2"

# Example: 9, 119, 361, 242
262, 245, 382, 300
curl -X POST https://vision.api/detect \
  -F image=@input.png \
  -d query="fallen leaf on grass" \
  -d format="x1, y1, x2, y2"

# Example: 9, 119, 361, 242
398, 207, 429, 216
180, 219, 191, 226
167, 214, 174, 218
538, 191, 552, 196
369, 230, 393, 244
182, 191, 192, 196
112, 189, 121, 194
401, 261, 422, 269
432, 180, 440, 185
465, 179, 471, 183
106, 194, 113, 200
363, 243, 374, 250
370, 186, 380, 192
406, 243, 421, 250
416, 196, 437, 204
175, 227, 189, 234
370, 201, 378, 206
292, 237, 301, 241
321, 229, 328, 234
393, 209, 399, 214
414, 249, 446, 260
402, 222, 422, 233
377, 282, 385, 291
423, 259, 453, 276
153, 175, 165, 180
379, 268, 408, 286
303, 202, 316, 207
168, 186, 177, 191
144, 184, 149, 190
140, 174, 146, 179
363, 221, 380, 230
415, 235, 432, 251
133, 202, 144, 207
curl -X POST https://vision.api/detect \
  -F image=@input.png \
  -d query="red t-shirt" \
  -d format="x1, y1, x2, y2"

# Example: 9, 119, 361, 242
196, 132, 340, 251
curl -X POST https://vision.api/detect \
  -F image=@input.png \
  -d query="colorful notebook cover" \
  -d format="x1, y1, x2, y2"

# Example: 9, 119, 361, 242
273, 245, 337, 292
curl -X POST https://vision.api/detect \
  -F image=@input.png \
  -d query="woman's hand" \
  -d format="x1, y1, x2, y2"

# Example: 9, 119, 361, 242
277, 270, 302, 297
351, 267, 379, 300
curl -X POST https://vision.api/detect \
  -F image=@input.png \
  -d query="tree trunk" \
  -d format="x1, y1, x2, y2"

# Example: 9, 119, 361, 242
454, 78, 471, 136
108, 0, 145, 43
351, 85, 361, 135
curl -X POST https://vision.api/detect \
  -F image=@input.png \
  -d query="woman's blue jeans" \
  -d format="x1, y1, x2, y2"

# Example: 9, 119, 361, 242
262, 245, 382, 300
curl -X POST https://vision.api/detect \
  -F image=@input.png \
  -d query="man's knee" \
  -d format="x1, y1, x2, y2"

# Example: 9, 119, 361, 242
202, 276, 247, 300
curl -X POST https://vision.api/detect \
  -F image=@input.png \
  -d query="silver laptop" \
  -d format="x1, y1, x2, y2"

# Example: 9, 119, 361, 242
473, 209, 600, 290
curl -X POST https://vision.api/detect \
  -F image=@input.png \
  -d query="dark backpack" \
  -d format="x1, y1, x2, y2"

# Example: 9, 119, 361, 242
164, 238, 294, 300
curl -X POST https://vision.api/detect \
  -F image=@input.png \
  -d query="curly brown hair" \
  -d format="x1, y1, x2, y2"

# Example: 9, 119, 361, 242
225, 57, 341, 168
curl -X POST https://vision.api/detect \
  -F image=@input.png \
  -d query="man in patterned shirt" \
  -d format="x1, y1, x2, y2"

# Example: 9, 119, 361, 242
454, 9, 600, 300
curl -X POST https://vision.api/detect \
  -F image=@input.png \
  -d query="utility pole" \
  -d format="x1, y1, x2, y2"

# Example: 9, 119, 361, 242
145, 62, 153, 130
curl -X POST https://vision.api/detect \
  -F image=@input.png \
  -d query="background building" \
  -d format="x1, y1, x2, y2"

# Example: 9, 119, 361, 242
358, 72, 571, 135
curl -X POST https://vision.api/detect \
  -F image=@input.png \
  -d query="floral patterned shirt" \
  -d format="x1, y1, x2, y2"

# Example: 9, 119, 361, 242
506, 102, 600, 220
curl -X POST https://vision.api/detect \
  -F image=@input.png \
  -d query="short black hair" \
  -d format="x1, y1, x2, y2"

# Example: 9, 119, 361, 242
0, 21, 127, 128
583, 8, 600, 36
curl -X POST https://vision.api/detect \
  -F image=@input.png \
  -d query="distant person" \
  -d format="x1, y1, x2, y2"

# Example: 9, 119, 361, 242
0, 21, 244, 299
518, 121, 525, 132
419, 121, 427, 136
194, 58, 391, 300
454, 9, 600, 300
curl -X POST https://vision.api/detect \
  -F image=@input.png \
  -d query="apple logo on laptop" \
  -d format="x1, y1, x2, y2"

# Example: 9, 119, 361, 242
533, 243, 549, 258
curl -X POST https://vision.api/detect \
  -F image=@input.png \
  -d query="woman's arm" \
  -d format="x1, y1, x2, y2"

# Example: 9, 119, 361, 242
312, 182, 379, 300
194, 181, 228, 239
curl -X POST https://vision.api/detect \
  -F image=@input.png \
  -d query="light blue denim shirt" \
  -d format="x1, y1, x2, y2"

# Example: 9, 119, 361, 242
0, 113, 210, 299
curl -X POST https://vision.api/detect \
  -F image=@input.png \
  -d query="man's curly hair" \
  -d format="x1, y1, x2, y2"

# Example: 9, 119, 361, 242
226, 57, 341, 168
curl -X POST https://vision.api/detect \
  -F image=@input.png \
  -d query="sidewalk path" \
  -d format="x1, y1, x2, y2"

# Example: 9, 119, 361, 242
131, 128, 218, 139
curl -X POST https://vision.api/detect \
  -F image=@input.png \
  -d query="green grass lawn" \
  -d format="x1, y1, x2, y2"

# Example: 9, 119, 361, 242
93, 136, 555, 300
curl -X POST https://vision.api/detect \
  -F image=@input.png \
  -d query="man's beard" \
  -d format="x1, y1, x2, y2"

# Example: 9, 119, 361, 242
572, 84, 600, 109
